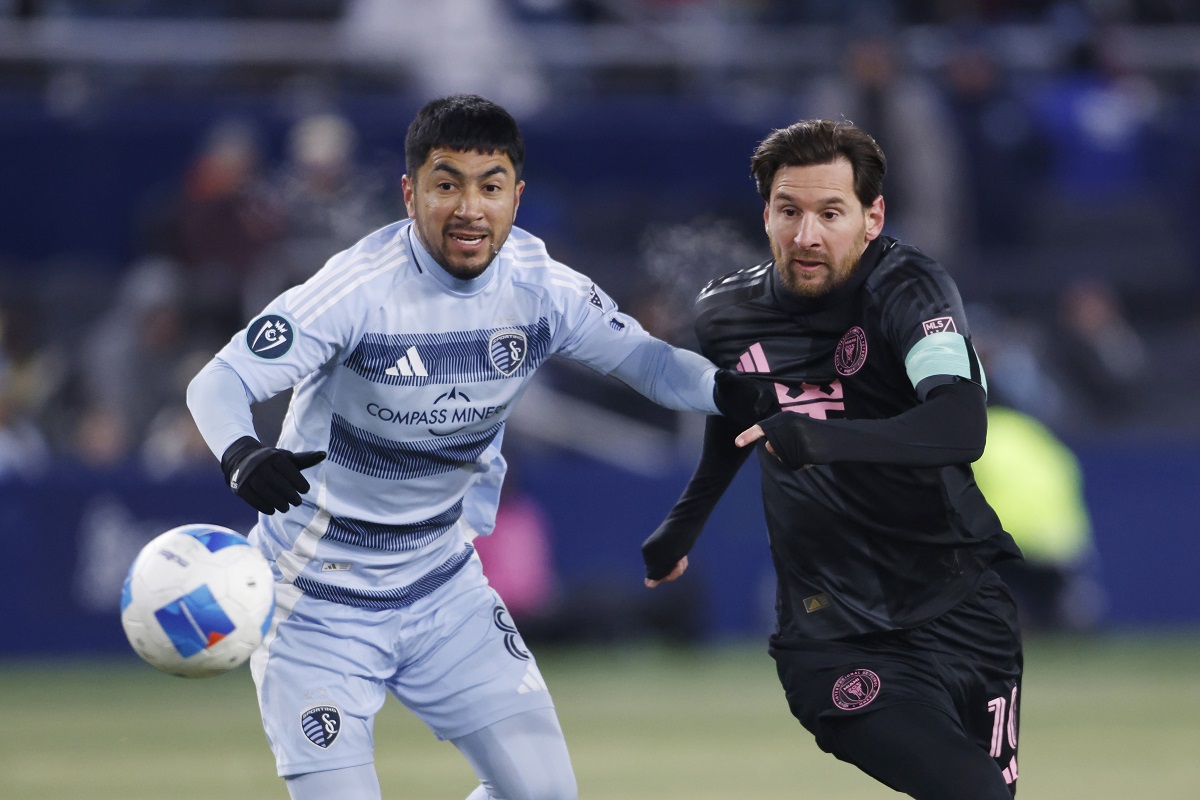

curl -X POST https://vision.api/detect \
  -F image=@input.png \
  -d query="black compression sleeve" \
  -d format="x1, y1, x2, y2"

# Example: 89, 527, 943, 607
756, 379, 987, 470
642, 414, 752, 580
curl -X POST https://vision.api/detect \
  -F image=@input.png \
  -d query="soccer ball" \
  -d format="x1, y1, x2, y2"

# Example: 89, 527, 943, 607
121, 524, 275, 678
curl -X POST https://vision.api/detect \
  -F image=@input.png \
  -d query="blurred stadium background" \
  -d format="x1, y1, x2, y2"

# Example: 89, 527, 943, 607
2, 1, 1199, 797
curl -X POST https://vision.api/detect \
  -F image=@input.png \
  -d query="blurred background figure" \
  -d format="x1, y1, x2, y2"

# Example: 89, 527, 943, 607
974, 404, 1108, 633
160, 119, 279, 339
241, 111, 397, 319
806, 32, 968, 268
1050, 278, 1149, 431
0, 303, 53, 478
74, 257, 209, 468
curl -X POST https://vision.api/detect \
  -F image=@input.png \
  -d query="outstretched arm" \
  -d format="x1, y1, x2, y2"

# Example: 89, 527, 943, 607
737, 379, 987, 468
643, 413, 752, 587
608, 338, 777, 427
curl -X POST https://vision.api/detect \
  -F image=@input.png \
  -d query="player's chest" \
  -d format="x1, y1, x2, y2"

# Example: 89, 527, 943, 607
718, 313, 905, 420
334, 294, 552, 437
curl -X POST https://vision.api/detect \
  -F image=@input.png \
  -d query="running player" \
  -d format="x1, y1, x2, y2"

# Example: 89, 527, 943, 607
643, 119, 1024, 798
187, 94, 774, 800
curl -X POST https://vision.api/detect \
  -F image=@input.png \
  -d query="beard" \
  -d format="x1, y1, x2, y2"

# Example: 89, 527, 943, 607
773, 240, 867, 298
415, 222, 503, 280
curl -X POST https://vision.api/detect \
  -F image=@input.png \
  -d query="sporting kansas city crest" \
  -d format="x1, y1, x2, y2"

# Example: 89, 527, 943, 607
488, 329, 528, 376
300, 705, 341, 749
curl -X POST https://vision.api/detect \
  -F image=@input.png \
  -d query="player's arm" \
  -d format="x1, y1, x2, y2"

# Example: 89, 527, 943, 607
187, 357, 326, 515
608, 338, 778, 427
737, 377, 986, 469
643, 412, 752, 586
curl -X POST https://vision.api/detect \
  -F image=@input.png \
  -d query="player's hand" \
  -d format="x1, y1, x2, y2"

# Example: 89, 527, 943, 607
220, 436, 327, 515
645, 556, 688, 589
712, 369, 779, 429
736, 424, 767, 449
736, 413, 814, 470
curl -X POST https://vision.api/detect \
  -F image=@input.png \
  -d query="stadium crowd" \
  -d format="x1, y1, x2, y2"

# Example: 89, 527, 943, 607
1, 0, 1199, 481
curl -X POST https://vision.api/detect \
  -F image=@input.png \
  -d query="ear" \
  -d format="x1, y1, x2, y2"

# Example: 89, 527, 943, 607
402, 174, 416, 218
864, 195, 885, 241
513, 180, 525, 220
762, 202, 770, 233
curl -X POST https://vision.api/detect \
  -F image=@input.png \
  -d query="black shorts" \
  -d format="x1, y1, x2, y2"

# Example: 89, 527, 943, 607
770, 570, 1023, 788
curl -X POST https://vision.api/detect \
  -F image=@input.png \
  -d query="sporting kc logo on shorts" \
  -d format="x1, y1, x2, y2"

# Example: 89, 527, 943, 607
300, 704, 341, 748
246, 314, 294, 359
832, 669, 881, 710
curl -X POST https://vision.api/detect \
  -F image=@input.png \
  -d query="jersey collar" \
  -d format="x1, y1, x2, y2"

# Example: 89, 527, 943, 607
405, 221, 500, 296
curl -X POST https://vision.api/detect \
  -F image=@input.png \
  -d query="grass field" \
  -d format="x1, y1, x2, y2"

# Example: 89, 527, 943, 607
4, 633, 1200, 799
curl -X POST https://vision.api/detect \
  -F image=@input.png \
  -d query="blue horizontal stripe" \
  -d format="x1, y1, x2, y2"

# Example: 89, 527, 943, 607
343, 319, 551, 386
325, 501, 463, 552
293, 545, 474, 609
328, 414, 500, 480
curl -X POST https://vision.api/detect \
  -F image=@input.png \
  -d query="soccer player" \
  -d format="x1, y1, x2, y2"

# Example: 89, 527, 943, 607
186, 94, 773, 800
642, 119, 1025, 798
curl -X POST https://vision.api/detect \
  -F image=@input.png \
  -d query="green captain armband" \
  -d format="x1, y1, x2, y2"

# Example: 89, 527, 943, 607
904, 331, 987, 393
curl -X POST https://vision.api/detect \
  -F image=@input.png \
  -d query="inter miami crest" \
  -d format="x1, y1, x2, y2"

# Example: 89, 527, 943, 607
488, 329, 528, 376
300, 705, 341, 748
832, 669, 881, 711
834, 326, 868, 376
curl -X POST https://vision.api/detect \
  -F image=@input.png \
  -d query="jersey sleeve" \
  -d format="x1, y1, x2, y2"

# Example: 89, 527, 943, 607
875, 255, 986, 400
213, 247, 388, 403
548, 276, 654, 374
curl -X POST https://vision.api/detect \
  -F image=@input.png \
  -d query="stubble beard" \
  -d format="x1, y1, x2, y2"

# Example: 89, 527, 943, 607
774, 240, 867, 298
414, 222, 503, 280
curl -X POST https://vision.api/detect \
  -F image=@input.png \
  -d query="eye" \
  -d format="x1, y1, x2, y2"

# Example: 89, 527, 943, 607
823, 210, 840, 220
438, 181, 455, 191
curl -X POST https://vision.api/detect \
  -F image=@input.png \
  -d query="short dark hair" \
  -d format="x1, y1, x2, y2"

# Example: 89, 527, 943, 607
405, 94, 526, 179
750, 119, 886, 207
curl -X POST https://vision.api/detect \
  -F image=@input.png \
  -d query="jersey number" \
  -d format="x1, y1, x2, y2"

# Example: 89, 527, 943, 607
986, 684, 1019, 757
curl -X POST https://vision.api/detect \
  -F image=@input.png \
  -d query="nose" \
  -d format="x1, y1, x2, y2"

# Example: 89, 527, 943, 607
794, 214, 821, 249
455, 187, 485, 219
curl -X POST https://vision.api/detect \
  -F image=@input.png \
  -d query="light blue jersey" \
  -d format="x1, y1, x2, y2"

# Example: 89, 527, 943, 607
189, 219, 717, 612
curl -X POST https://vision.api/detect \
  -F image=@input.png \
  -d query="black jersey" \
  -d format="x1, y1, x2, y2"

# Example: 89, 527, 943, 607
694, 236, 1020, 643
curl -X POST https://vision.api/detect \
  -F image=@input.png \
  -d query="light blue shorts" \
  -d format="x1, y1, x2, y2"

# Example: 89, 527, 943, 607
249, 554, 556, 777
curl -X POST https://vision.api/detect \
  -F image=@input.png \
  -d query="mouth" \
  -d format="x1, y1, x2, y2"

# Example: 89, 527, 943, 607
793, 258, 827, 274
447, 229, 490, 253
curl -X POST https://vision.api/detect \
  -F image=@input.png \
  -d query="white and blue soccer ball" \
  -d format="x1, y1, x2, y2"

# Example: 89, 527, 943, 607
121, 524, 275, 678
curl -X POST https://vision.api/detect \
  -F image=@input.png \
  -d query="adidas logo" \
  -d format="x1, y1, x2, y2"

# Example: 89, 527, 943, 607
385, 346, 428, 377
517, 663, 548, 695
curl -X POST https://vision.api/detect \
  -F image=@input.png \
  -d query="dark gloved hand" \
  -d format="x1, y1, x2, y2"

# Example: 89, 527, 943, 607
712, 369, 779, 429
756, 411, 817, 470
220, 435, 327, 515
641, 521, 696, 582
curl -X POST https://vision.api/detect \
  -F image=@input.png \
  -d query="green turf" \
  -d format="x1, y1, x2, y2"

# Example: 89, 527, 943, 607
3, 633, 1199, 799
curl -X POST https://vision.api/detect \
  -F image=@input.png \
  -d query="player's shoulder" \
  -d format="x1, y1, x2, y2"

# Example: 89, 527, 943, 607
283, 220, 412, 326
505, 225, 593, 301
863, 236, 956, 299
695, 259, 774, 313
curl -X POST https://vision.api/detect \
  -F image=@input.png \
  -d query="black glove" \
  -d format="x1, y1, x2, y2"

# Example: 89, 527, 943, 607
756, 411, 818, 470
220, 436, 327, 515
712, 369, 779, 428
642, 520, 699, 582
